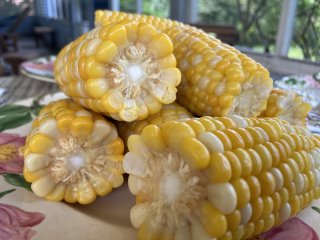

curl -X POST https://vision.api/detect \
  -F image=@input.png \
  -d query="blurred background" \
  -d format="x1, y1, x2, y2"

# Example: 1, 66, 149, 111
0, 0, 319, 76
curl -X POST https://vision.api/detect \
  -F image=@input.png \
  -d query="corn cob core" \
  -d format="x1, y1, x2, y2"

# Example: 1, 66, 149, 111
95, 10, 273, 117
117, 102, 193, 144
259, 88, 311, 126
124, 115, 320, 239
23, 99, 125, 204
54, 21, 180, 122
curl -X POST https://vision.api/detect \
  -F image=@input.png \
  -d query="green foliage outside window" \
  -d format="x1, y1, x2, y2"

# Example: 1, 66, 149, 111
120, 0, 169, 18
198, 0, 320, 62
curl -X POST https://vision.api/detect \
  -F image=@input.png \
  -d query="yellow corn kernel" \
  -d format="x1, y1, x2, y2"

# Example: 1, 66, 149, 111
96, 40, 118, 63
258, 171, 276, 196
86, 78, 109, 99
226, 210, 241, 231
179, 136, 210, 170
105, 138, 125, 154
137, 23, 158, 43
261, 196, 274, 219
224, 129, 245, 149
70, 116, 93, 137
161, 121, 196, 149
85, 56, 106, 78
243, 222, 255, 239
28, 133, 54, 154
138, 220, 163, 240
199, 201, 227, 238
45, 182, 67, 202
77, 180, 97, 204
264, 142, 280, 167
246, 176, 261, 200
232, 178, 250, 208
23, 168, 47, 183
250, 197, 263, 222
234, 128, 254, 148
263, 214, 275, 232
207, 153, 232, 182
225, 151, 242, 179
214, 131, 233, 151
248, 148, 263, 176
279, 163, 294, 187
255, 144, 273, 171
233, 149, 252, 177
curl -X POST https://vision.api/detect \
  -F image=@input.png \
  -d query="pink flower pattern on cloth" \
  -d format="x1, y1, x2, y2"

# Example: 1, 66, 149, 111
0, 203, 45, 240
0, 133, 26, 174
254, 217, 319, 240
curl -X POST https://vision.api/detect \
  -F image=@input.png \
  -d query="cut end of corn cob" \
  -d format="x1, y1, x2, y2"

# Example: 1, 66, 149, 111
170, 26, 273, 118
95, 10, 273, 118
124, 115, 320, 239
259, 88, 311, 126
23, 99, 124, 204
54, 21, 180, 122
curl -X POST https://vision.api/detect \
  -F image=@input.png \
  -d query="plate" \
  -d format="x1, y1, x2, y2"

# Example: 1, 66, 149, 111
20, 56, 55, 83
1, 92, 320, 240
275, 73, 320, 134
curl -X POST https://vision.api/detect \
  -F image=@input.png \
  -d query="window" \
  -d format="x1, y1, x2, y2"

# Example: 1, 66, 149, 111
289, 0, 320, 62
0, 0, 35, 16
197, 0, 282, 54
142, 0, 169, 18
120, 0, 170, 18
197, 0, 320, 63
34, 0, 67, 20
120, 0, 136, 13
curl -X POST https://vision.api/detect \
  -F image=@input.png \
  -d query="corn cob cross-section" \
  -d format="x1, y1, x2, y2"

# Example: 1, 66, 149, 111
23, 99, 125, 204
124, 115, 320, 240
54, 21, 181, 122
95, 10, 273, 118
259, 88, 311, 126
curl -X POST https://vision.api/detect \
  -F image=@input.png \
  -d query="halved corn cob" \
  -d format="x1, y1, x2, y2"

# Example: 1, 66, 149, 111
124, 115, 320, 240
23, 99, 124, 204
54, 21, 180, 122
95, 10, 273, 117
259, 88, 311, 126
117, 102, 193, 144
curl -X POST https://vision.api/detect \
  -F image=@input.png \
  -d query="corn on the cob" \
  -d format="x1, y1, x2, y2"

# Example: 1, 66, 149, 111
23, 99, 124, 204
117, 102, 193, 144
123, 115, 320, 240
54, 21, 180, 122
95, 10, 273, 117
259, 88, 311, 126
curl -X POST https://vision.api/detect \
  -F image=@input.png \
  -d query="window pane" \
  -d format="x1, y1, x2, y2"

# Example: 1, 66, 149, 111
0, 0, 35, 16
120, 0, 170, 18
197, 0, 281, 54
120, 0, 136, 13
143, 0, 169, 18
289, 0, 320, 62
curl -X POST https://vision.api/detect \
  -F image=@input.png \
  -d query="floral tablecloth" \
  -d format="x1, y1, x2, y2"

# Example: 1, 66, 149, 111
0, 92, 320, 240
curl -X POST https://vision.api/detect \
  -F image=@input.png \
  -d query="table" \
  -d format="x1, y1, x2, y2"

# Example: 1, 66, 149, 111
0, 74, 320, 240
0, 75, 59, 106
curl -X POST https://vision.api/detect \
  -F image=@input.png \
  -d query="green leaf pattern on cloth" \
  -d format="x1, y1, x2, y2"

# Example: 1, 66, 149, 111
0, 188, 16, 199
3, 173, 31, 191
312, 206, 320, 214
0, 98, 43, 131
